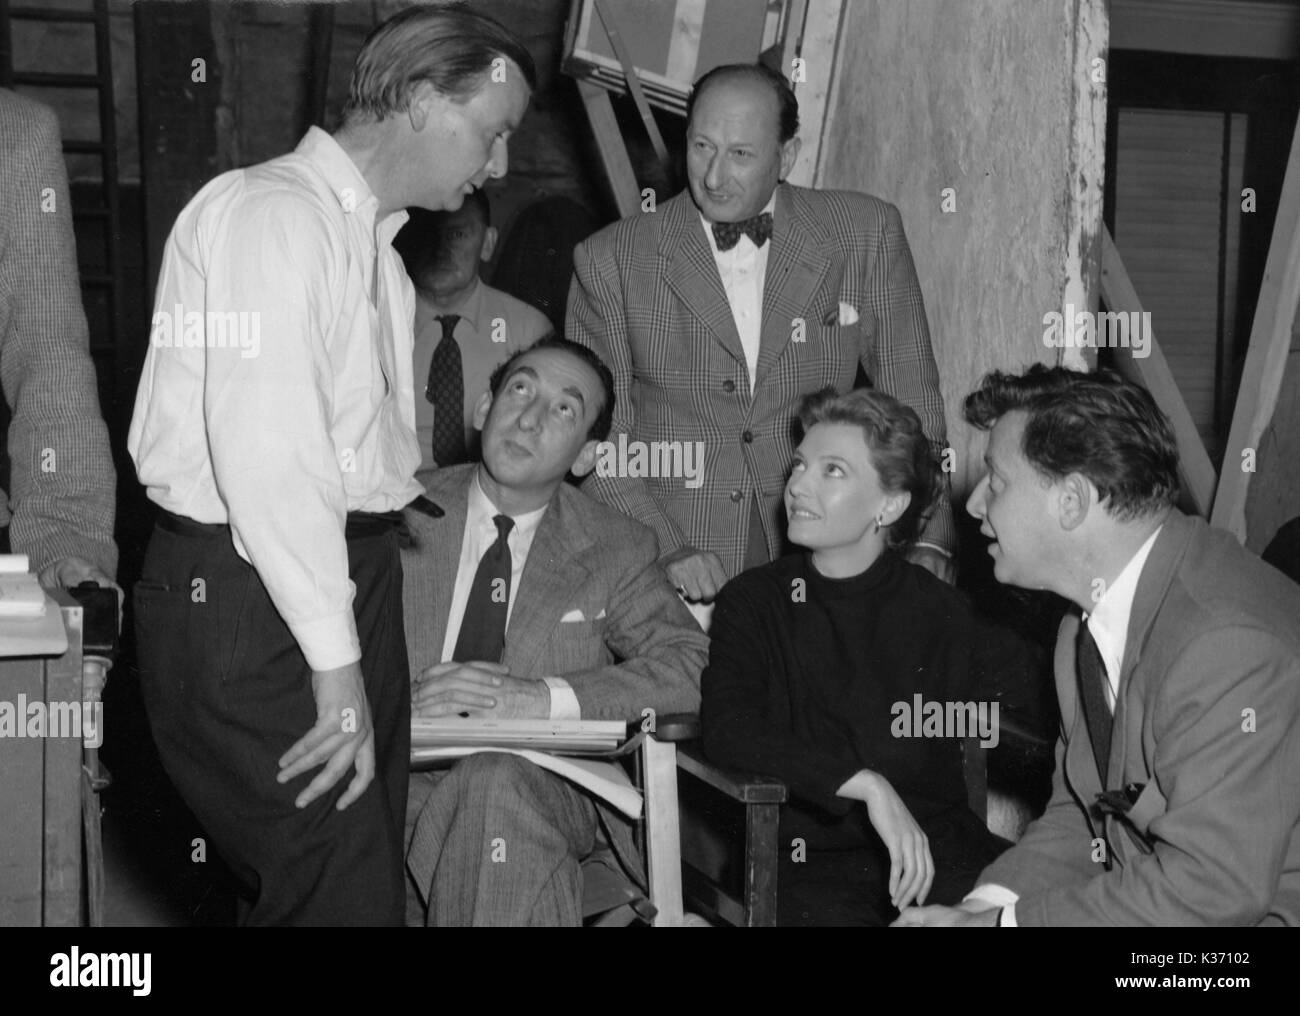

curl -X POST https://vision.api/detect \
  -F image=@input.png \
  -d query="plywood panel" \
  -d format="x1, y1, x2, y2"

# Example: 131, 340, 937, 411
814, 0, 1107, 498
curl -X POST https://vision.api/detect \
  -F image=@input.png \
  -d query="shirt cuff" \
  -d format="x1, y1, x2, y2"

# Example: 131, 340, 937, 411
912, 541, 953, 558
964, 883, 1019, 926
543, 677, 581, 720
286, 609, 362, 673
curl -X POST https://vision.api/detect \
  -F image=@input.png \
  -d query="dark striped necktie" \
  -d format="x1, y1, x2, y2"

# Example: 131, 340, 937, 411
426, 313, 466, 466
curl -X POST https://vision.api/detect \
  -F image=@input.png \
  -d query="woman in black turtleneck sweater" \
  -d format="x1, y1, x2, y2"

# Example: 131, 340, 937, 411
702, 387, 1037, 926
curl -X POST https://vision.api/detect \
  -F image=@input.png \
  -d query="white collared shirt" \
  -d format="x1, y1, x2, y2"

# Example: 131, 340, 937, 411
440, 470, 579, 719
1084, 526, 1163, 708
964, 524, 1164, 926
701, 194, 776, 394
128, 128, 423, 672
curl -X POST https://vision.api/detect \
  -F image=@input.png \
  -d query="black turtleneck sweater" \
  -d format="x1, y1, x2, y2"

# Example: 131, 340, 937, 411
702, 549, 1039, 842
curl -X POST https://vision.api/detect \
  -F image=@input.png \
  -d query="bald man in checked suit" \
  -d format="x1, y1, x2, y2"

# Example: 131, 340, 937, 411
568, 64, 952, 606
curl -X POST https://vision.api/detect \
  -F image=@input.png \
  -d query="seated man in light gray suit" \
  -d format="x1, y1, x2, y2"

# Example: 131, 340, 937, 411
896, 365, 1300, 926
403, 335, 708, 926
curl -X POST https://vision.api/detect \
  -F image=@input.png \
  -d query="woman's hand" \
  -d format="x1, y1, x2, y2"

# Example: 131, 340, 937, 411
838, 769, 934, 910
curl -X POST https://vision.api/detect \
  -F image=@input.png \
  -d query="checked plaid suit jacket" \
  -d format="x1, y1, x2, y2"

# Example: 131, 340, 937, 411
567, 183, 952, 580
0, 90, 116, 576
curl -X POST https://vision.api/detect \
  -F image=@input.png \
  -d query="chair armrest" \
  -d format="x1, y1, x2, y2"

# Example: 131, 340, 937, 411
676, 742, 787, 804
648, 712, 701, 742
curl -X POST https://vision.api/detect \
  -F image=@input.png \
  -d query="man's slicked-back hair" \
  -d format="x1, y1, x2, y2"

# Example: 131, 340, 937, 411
488, 335, 616, 442
796, 386, 940, 550
343, 3, 536, 122
963, 364, 1180, 520
687, 62, 799, 143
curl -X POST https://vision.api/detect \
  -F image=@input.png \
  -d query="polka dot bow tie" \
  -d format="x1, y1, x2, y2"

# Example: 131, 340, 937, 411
711, 211, 773, 251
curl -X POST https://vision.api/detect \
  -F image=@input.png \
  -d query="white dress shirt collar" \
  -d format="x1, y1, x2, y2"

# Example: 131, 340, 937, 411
1084, 525, 1164, 703
467, 466, 548, 542
296, 127, 408, 240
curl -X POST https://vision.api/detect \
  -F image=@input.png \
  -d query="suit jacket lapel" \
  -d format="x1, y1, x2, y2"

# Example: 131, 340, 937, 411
427, 468, 473, 659
503, 489, 592, 678
756, 183, 833, 387
659, 194, 747, 367
1111, 511, 1192, 780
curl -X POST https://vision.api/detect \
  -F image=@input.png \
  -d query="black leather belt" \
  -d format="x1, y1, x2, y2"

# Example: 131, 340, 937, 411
156, 507, 413, 541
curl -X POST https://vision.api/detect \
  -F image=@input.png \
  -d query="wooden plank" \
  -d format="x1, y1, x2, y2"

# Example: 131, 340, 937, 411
788, 0, 845, 188
1212, 110, 1300, 541
42, 596, 84, 927
641, 735, 684, 926
577, 79, 641, 219
0, 657, 46, 925
1100, 227, 1218, 516
1060, 0, 1109, 371
743, 802, 780, 927
676, 741, 787, 803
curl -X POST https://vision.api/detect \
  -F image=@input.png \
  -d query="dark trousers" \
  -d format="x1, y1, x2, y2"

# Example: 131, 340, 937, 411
777, 805, 1010, 927
135, 511, 410, 926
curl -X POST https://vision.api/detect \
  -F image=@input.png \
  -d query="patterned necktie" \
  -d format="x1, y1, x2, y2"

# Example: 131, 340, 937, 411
1076, 621, 1113, 788
453, 514, 515, 663
426, 314, 466, 466
712, 211, 773, 251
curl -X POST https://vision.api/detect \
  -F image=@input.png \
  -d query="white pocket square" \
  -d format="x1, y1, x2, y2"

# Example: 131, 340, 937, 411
838, 301, 860, 325
560, 609, 586, 622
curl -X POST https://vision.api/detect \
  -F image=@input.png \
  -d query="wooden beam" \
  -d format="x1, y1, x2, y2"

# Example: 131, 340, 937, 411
1211, 109, 1300, 540
786, 0, 846, 188
577, 79, 641, 219
1100, 228, 1218, 516
1060, 0, 1108, 371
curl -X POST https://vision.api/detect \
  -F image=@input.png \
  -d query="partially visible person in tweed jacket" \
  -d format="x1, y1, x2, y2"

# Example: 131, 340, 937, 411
568, 63, 952, 610
0, 88, 117, 588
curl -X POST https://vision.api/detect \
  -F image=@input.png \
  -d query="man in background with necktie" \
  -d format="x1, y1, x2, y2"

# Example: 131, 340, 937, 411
395, 189, 551, 470
896, 365, 1300, 926
569, 62, 953, 611
401, 336, 706, 925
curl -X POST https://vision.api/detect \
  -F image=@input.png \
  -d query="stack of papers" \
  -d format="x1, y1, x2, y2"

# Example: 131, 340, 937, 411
409, 718, 642, 818
411, 718, 629, 754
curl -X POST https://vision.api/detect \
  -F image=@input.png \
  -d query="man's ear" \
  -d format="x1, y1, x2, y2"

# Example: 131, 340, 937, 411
480, 225, 498, 263
407, 81, 445, 133
570, 439, 601, 479
471, 390, 493, 432
1058, 472, 1093, 531
779, 136, 802, 181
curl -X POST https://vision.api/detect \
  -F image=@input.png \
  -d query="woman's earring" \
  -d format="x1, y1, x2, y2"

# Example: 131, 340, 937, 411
873, 515, 884, 534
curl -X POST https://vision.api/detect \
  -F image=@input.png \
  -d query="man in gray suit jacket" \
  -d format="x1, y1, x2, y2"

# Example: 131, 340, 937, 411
0, 89, 116, 587
897, 365, 1300, 926
404, 336, 707, 926
569, 63, 952, 602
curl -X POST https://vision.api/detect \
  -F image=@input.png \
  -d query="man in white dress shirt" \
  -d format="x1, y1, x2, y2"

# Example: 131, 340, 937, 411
127, 6, 534, 925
